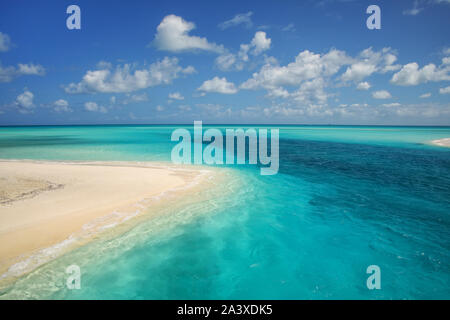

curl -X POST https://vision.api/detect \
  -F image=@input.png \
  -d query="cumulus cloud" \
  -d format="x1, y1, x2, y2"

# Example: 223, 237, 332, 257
153, 15, 224, 53
239, 49, 355, 107
238, 47, 407, 114
182, 66, 197, 74
391, 57, 450, 86
341, 63, 376, 82
197, 76, 238, 94
65, 57, 194, 93
15, 89, 34, 113
420, 93, 431, 98
218, 12, 253, 30
291, 78, 328, 105
84, 102, 107, 113
241, 49, 351, 95
250, 31, 271, 55
53, 99, 72, 112
215, 31, 271, 71
168, 92, 184, 100
215, 53, 237, 71
0, 32, 11, 52
341, 47, 400, 82
357, 81, 371, 90
440, 86, 450, 94
0, 62, 45, 82
372, 90, 392, 99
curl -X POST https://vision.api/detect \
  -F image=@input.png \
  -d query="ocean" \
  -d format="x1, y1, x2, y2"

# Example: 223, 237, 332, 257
0, 125, 449, 299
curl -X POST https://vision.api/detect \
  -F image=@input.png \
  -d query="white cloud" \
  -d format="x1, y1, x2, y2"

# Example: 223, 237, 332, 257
153, 15, 223, 53
218, 12, 253, 30
239, 48, 358, 109
198, 76, 238, 94
341, 63, 376, 82
372, 90, 392, 99
239, 47, 405, 113
122, 93, 149, 105
241, 49, 351, 93
15, 89, 34, 113
291, 78, 328, 105
250, 31, 271, 55
215, 53, 237, 71
65, 57, 194, 93
266, 87, 290, 98
381, 103, 401, 107
357, 81, 371, 90
215, 31, 271, 71
182, 66, 197, 74
391, 58, 450, 86
349, 103, 369, 108
0, 32, 11, 52
341, 47, 400, 82
440, 86, 450, 94
17, 64, 45, 75
84, 102, 107, 113
420, 93, 431, 98
403, 0, 423, 15
0, 62, 45, 82
53, 99, 72, 112
168, 92, 184, 100
156, 105, 164, 112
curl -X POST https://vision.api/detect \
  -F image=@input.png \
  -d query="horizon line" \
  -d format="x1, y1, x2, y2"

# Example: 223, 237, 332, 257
1, 123, 450, 128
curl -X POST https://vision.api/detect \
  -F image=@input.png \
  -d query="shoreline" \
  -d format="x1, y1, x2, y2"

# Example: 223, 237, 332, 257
430, 138, 450, 148
0, 159, 221, 285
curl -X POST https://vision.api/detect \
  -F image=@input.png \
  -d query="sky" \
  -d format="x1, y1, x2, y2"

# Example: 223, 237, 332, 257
0, 0, 449, 125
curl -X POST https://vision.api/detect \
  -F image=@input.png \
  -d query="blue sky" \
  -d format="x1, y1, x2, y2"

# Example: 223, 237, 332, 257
0, 0, 449, 125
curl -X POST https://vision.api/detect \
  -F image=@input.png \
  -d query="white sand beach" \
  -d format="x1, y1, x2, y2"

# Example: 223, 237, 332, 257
0, 160, 217, 280
431, 138, 450, 147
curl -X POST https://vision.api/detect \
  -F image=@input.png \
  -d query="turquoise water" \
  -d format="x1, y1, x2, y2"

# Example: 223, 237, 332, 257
0, 125, 449, 299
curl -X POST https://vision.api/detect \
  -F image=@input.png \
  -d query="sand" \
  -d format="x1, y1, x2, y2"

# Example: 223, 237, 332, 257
0, 160, 215, 280
431, 138, 450, 147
